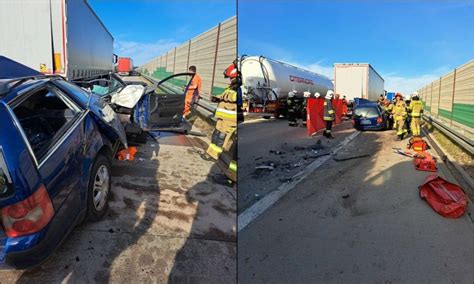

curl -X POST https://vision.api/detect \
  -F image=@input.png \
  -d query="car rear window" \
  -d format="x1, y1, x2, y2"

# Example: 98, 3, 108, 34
12, 85, 81, 161
354, 106, 380, 118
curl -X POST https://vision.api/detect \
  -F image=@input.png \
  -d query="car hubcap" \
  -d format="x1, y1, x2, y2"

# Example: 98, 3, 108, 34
93, 165, 109, 211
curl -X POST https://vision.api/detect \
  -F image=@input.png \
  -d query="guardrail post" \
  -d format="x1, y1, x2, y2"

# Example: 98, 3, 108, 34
210, 22, 222, 101
450, 68, 457, 127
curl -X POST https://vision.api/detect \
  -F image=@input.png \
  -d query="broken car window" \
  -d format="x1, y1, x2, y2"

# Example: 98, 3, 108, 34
12, 86, 80, 161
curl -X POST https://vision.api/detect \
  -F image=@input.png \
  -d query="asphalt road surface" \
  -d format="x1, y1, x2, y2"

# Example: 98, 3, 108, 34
0, 76, 236, 283
238, 118, 355, 213
239, 128, 474, 283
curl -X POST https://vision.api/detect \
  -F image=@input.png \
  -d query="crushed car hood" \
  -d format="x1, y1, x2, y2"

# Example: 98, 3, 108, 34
87, 94, 128, 148
111, 84, 146, 109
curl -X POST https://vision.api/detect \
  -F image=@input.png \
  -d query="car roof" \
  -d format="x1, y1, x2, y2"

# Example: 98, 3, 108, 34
355, 102, 379, 108
0, 79, 50, 103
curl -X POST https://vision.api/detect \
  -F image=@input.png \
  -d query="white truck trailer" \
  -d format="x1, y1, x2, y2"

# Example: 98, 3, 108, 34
334, 63, 384, 102
0, 0, 114, 81
241, 55, 333, 117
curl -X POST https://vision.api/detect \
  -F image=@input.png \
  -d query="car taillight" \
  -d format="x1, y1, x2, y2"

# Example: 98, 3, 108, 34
377, 116, 383, 124
1, 185, 54, 237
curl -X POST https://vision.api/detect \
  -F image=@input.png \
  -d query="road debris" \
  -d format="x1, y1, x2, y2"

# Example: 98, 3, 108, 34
255, 165, 275, 170
279, 177, 293, 183
333, 154, 370, 162
304, 152, 331, 160
342, 194, 350, 199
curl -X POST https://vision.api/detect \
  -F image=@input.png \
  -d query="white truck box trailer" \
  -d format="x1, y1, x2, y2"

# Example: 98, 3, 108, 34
334, 63, 384, 102
0, 0, 114, 81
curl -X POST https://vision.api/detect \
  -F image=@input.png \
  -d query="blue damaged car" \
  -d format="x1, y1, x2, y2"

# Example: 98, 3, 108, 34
0, 57, 194, 269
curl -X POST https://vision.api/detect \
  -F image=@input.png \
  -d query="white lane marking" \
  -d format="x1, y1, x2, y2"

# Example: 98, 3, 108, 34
238, 130, 361, 232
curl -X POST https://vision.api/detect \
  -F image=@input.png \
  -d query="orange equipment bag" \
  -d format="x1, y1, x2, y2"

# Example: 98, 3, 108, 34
117, 147, 137, 161
407, 137, 429, 153
419, 175, 467, 218
413, 152, 437, 172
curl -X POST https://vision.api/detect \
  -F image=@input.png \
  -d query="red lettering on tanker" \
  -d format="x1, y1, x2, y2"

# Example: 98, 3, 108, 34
289, 75, 314, 85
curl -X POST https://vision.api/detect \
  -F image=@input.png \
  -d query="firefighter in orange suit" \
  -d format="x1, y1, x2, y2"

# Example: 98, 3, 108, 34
184, 65, 202, 117
323, 90, 335, 139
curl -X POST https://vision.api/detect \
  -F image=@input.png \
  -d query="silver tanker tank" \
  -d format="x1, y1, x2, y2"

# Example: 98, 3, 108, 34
241, 56, 334, 103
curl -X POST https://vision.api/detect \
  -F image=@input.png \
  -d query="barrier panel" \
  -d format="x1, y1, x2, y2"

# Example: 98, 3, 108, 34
307, 98, 344, 136
418, 60, 474, 136
333, 98, 343, 125
138, 17, 237, 100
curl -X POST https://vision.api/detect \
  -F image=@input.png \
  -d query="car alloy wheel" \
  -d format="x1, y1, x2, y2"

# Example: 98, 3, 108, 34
93, 165, 109, 211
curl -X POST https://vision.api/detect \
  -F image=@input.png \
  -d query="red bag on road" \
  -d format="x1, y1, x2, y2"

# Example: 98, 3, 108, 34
419, 175, 467, 218
413, 152, 437, 172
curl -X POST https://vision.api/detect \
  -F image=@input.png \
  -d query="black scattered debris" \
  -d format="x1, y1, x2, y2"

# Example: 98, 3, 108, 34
342, 194, 350, 199
108, 228, 115, 233
64, 265, 69, 269
255, 157, 263, 161
333, 154, 370, 162
75, 256, 80, 262
269, 150, 285, 155
294, 146, 306, 150
304, 153, 330, 160
87, 247, 95, 250
255, 165, 274, 170
279, 177, 293, 183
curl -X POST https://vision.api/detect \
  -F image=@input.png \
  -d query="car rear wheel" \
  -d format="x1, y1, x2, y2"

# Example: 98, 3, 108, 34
86, 155, 111, 221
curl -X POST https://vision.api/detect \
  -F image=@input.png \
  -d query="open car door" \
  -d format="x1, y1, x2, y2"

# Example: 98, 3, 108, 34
134, 73, 194, 130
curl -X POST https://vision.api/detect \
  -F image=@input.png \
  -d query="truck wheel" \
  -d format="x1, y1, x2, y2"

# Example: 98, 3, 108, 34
86, 155, 111, 222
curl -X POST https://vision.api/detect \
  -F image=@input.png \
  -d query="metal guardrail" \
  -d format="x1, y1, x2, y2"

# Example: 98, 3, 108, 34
138, 72, 217, 123
423, 114, 474, 155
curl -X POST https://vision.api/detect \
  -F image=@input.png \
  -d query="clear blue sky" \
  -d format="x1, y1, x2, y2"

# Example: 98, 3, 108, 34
239, 0, 474, 94
88, 0, 235, 65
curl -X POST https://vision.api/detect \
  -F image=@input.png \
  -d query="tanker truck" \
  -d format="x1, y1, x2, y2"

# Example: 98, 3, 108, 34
240, 55, 334, 118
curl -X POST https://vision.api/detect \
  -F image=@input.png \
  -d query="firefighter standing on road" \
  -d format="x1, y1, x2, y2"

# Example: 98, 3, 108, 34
287, 91, 298, 127
206, 61, 238, 182
408, 92, 423, 136
378, 94, 385, 106
393, 93, 408, 140
383, 99, 394, 129
404, 94, 412, 135
323, 90, 335, 139
184, 66, 202, 117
